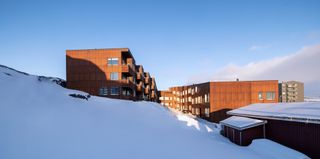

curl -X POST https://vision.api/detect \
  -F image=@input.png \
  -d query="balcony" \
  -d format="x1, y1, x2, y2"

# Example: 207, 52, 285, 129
145, 86, 150, 94
120, 78, 136, 89
151, 83, 155, 90
121, 64, 135, 76
151, 91, 157, 99
145, 77, 150, 84
136, 82, 144, 92
136, 72, 145, 81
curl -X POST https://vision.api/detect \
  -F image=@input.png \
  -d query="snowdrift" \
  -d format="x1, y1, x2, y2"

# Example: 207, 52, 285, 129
0, 65, 309, 159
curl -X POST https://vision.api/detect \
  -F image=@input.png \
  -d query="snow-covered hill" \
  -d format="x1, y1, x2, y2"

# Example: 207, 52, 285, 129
0, 65, 309, 159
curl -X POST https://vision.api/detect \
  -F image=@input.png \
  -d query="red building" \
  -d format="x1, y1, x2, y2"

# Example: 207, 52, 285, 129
160, 80, 278, 122
66, 48, 158, 102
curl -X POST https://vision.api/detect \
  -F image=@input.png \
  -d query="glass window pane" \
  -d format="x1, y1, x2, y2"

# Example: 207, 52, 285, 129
110, 72, 118, 80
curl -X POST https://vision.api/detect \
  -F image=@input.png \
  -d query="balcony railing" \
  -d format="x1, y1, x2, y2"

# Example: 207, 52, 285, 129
137, 72, 145, 81
145, 77, 150, 84
145, 86, 150, 94
136, 82, 144, 92
120, 78, 135, 85
121, 64, 135, 75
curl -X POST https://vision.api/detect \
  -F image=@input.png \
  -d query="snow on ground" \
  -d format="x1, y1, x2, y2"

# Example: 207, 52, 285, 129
0, 65, 310, 159
305, 97, 320, 102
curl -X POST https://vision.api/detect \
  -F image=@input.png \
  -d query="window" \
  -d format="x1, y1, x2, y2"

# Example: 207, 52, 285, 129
195, 108, 200, 115
266, 92, 275, 100
108, 58, 119, 65
205, 94, 208, 103
195, 87, 198, 93
258, 92, 263, 100
205, 108, 210, 117
110, 72, 118, 80
99, 87, 108, 96
111, 87, 120, 95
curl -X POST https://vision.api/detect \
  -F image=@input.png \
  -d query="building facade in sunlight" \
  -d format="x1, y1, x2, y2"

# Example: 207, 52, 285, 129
66, 48, 158, 102
279, 81, 304, 102
159, 80, 279, 122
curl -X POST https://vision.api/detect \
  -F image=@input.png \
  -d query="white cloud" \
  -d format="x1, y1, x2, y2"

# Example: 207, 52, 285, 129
187, 44, 320, 96
249, 45, 271, 51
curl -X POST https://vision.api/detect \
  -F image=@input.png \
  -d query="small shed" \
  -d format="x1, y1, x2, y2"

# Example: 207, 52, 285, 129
220, 116, 267, 146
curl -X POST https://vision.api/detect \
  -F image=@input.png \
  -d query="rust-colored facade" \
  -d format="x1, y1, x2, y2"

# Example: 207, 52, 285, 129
159, 80, 278, 122
66, 48, 158, 102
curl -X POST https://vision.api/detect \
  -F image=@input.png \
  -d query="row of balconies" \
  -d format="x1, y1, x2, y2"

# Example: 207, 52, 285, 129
133, 65, 158, 102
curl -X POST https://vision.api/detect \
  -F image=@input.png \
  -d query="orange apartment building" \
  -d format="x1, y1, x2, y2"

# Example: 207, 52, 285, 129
66, 48, 158, 102
160, 80, 278, 122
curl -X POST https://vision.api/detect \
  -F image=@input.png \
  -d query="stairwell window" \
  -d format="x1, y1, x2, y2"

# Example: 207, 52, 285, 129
110, 72, 118, 80
111, 87, 120, 95
258, 92, 263, 100
108, 58, 119, 65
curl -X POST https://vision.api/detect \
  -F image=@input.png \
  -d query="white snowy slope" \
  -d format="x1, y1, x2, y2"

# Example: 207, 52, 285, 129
0, 65, 310, 159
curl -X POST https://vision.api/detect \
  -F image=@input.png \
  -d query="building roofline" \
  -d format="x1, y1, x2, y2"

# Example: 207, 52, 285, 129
66, 48, 135, 62
210, 80, 278, 83
66, 48, 130, 51
227, 112, 320, 125
220, 119, 267, 131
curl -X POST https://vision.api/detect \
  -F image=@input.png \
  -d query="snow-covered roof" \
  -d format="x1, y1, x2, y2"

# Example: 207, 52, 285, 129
220, 116, 266, 130
228, 102, 320, 124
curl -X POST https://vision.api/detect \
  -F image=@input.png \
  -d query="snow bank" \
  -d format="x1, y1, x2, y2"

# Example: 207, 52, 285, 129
248, 139, 310, 159
0, 65, 310, 159
228, 102, 320, 123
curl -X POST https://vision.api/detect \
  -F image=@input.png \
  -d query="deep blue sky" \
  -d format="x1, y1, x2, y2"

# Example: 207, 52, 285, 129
1, 0, 320, 90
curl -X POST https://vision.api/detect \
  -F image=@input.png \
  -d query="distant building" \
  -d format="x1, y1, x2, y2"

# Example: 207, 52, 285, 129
159, 80, 279, 122
279, 81, 304, 102
226, 102, 320, 159
66, 48, 158, 102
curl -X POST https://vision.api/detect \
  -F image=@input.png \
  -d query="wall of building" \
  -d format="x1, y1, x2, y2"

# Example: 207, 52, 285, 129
264, 119, 320, 159
221, 125, 265, 146
279, 81, 304, 102
66, 48, 158, 102
209, 81, 278, 122
160, 80, 278, 122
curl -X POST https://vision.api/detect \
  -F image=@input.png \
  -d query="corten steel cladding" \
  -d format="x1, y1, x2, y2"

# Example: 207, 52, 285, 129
66, 48, 159, 101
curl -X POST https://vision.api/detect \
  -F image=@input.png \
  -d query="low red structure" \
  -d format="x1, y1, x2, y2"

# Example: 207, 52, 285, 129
228, 102, 320, 159
220, 116, 267, 146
